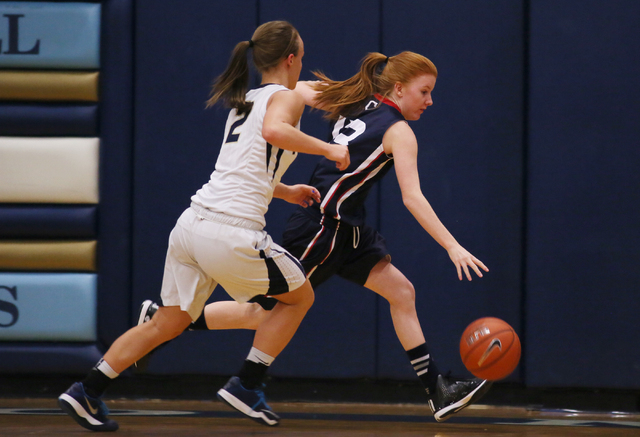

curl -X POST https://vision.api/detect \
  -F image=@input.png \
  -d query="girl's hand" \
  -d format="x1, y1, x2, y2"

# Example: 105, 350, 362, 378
447, 245, 489, 281
283, 184, 321, 207
326, 143, 350, 170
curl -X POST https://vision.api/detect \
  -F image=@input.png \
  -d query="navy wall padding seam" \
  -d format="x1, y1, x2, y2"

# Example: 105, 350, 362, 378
96, 0, 134, 344
0, 344, 103, 374
376, 0, 525, 381
525, 0, 640, 388
130, 0, 258, 375
0, 206, 97, 238
260, 0, 381, 379
0, 104, 98, 137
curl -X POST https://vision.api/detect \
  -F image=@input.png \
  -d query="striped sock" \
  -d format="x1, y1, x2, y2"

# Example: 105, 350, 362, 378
406, 343, 440, 397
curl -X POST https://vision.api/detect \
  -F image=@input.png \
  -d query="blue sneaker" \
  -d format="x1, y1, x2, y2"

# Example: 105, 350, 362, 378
58, 382, 119, 432
217, 376, 280, 426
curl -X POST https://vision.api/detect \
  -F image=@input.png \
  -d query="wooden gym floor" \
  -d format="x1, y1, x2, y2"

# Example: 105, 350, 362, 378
2, 398, 640, 436
1, 376, 639, 436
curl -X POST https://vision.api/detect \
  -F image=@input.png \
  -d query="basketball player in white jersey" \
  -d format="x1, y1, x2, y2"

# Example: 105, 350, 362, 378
58, 20, 349, 432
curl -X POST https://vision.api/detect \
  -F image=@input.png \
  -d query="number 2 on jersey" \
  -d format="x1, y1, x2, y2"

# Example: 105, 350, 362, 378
224, 110, 251, 144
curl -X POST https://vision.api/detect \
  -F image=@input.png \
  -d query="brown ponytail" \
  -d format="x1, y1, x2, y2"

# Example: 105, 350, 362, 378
206, 40, 252, 113
206, 21, 300, 114
313, 51, 438, 120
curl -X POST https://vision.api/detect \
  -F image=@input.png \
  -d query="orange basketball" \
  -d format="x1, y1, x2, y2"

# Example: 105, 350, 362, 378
460, 317, 521, 381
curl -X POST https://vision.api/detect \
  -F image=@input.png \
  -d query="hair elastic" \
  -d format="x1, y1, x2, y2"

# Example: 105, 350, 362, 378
248, 39, 255, 48
385, 56, 390, 63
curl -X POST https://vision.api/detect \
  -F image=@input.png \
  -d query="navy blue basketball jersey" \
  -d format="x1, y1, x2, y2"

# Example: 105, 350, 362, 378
307, 95, 406, 227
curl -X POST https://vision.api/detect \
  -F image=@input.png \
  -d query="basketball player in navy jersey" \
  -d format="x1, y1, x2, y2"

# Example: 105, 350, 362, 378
140, 51, 491, 422
57, 21, 349, 432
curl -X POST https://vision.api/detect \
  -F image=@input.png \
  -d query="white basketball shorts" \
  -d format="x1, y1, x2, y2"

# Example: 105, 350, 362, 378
160, 204, 307, 320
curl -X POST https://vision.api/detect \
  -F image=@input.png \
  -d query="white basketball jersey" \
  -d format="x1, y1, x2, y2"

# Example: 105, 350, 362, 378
191, 84, 298, 227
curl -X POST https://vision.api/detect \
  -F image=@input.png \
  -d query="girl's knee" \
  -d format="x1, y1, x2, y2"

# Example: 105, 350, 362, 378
151, 308, 192, 340
299, 286, 315, 315
149, 319, 183, 342
388, 281, 416, 306
293, 284, 314, 312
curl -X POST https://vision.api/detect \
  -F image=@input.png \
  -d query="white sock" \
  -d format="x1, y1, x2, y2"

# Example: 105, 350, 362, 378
246, 347, 274, 366
96, 358, 119, 379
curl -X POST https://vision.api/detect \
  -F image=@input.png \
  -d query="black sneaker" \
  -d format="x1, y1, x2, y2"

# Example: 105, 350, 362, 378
134, 300, 159, 370
429, 374, 492, 422
217, 376, 280, 426
137, 299, 158, 325
58, 382, 119, 432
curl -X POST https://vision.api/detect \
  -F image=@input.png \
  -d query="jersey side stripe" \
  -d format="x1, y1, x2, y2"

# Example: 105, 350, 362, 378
266, 142, 273, 173
299, 225, 326, 260
319, 222, 340, 264
259, 249, 286, 295
335, 158, 392, 220
271, 148, 284, 181
320, 145, 388, 216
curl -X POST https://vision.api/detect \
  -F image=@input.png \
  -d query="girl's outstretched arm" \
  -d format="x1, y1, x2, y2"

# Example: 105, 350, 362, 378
383, 121, 489, 281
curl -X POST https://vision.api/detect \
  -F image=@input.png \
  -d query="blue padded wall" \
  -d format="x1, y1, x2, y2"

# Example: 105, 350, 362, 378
0, 206, 96, 239
0, 344, 103, 374
378, 1, 525, 380
0, 2, 101, 69
96, 0, 135, 345
0, 0, 134, 370
0, 273, 97, 341
526, 0, 640, 388
133, 0, 260, 375
0, 0, 111, 371
0, 104, 98, 136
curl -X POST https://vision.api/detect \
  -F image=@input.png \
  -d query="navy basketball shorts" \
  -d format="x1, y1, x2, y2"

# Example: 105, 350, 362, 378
282, 208, 390, 289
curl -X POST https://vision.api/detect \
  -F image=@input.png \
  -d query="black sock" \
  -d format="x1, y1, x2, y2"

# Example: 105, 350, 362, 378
407, 343, 440, 397
187, 312, 208, 331
81, 368, 112, 398
237, 360, 268, 390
